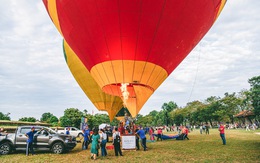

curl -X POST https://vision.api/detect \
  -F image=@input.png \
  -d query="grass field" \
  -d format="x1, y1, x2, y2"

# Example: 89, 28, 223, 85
1, 129, 260, 163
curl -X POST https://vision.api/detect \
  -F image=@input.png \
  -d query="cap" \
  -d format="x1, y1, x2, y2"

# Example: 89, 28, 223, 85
31, 126, 35, 129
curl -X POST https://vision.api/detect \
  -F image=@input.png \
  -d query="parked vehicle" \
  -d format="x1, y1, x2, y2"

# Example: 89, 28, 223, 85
0, 126, 77, 155
57, 127, 83, 137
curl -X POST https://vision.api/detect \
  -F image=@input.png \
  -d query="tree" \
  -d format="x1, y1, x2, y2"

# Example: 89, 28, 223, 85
81, 113, 119, 129
135, 115, 153, 127
41, 112, 59, 126
0, 112, 11, 120
219, 92, 241, 123
19, 117, 36, 122
170, 109, 184, 126
237, 89, 253, 111
148, 110, 159, 117
60, 108, 83, 128
40, 112, 58, 125
91, 114, 110, 127
182, 100, 204, 125
41, 112, 54, 122
248, 76, 260, 117
110, 118, 120, 127
49, 116, 59, 124
59, 116, 72, 127
161, 101, 178, 126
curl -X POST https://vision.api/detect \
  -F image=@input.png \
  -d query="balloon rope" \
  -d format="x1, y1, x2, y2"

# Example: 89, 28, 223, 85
187, 42, 202, 103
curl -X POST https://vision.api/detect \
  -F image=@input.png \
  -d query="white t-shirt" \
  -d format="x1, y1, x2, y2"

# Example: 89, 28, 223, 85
102, 132, 107, 140
112, 131, 120, 139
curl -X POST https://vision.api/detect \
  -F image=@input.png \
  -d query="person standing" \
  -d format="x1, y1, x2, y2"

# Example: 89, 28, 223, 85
0, 127, 3, 136
66, 127, 70, 135
149, 127, 154, 142
136, 127, 147, 151
25, 127, 41, 156
246, 124, 250, 131
182, 126, 189, 140
118, 122, 125, 135
135, 128, 140, 150
100, 129, 107, 156
82, 126, 90, 150
0, 127, 7, 136
113, 127, 123, 156
199, 125, 203, 134
157, 128, 163, 141
90, 128, 100, 160
219, 123, 226, 145
205, 123, 209, 134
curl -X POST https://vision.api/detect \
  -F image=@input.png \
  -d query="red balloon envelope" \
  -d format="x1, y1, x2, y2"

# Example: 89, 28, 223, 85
43, 0, 226, 120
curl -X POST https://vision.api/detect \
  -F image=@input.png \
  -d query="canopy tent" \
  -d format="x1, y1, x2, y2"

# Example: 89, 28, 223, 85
234, 110, 255, 124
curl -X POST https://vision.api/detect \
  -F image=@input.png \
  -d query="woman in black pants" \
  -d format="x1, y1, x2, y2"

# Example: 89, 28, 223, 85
113, 127, 123, 156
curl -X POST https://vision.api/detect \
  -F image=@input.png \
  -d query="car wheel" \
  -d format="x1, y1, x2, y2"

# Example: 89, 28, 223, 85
0, 142, 12, 155
51, 142, 64, 154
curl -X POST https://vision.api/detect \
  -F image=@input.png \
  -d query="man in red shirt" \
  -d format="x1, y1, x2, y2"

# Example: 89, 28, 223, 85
182, 126, 189, 140
157, 128, 163, 141
219, 123, 226, 145
118, 122, 125, 135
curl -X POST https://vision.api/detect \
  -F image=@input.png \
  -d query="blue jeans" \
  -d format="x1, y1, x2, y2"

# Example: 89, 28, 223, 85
141, 138, 147, 151
101, 140, 107, 156
220, 133, 226, 145
26, 142, 34, 155
82, 140, 89, 150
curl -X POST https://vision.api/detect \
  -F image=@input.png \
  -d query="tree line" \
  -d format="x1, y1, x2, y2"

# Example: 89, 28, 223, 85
1, 76, 259, 128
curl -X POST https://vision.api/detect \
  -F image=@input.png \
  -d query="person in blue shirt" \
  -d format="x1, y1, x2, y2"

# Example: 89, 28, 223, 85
136, 127, 147, 151
82, 125, 90, 150
25, 126, 42, 156
66, 127, 70, 135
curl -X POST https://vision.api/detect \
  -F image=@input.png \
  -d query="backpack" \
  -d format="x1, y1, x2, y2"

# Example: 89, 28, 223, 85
115, 133, 120, 143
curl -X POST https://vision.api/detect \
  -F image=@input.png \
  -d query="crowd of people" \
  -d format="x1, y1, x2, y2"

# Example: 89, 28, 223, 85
1, 119, 258, 159
64, 122, 221, 160
74, 122, 196, 160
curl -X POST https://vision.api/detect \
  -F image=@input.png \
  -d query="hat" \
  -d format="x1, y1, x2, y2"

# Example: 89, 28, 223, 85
31, 126, 35, 129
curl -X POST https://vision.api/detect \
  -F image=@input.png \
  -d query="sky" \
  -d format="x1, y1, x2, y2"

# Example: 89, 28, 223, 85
0, 0, 259, 121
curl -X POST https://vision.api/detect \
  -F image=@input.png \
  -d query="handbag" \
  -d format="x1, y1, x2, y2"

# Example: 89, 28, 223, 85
96, 144, 100, 149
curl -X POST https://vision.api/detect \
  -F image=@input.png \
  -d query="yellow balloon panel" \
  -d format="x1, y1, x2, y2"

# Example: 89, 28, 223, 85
90, 60, 168, 92
63, 41, 123, 121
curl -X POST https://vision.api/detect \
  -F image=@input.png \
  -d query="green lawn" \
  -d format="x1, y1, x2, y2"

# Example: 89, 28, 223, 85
1, 129, 260, 163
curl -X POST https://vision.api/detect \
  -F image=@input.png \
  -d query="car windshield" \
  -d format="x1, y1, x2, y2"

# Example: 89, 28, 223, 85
44, 128, 57, 134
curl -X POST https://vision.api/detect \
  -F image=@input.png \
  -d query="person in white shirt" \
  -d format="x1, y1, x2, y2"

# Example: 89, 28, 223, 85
100, 129, 107, 156
112, 127, 123, 156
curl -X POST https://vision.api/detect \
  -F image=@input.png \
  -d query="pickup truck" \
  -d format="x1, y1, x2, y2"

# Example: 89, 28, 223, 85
57, 127, 83, 137
0, 126, 77, 155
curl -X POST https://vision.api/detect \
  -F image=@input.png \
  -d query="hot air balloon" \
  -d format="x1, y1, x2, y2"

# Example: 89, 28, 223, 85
43, 0, 226, 121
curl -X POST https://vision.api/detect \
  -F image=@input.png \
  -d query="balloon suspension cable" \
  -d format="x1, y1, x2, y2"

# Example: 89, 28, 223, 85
120, 83, 129, 107
188, 42, 202, 103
